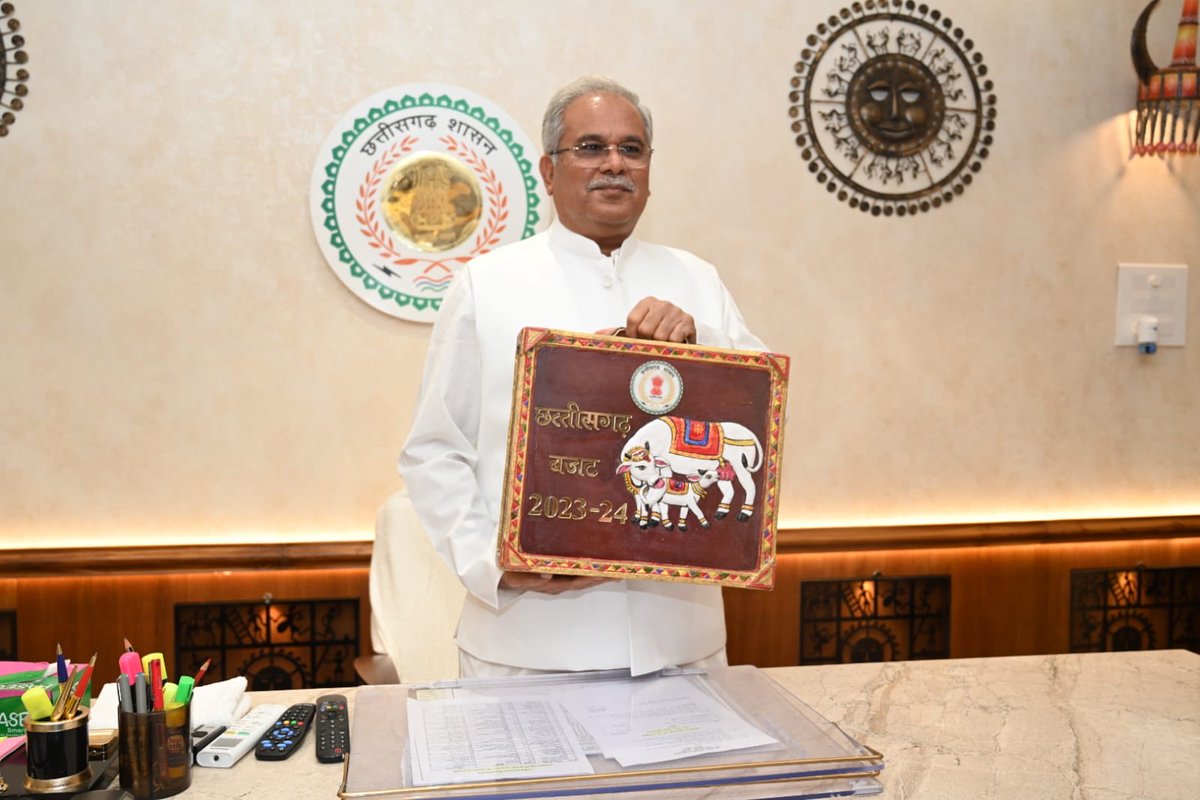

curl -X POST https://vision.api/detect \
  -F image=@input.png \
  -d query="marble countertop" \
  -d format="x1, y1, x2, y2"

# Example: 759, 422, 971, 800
765, 649, 1199, 800
165, 649, 1198, 800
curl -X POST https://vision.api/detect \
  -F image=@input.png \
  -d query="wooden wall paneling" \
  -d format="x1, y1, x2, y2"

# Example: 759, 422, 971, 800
14, 569, 369, 686
0, 579, 17, 609
3, 518, 1197, 678
16, 573, 175, 684
724, 538, 1200, 667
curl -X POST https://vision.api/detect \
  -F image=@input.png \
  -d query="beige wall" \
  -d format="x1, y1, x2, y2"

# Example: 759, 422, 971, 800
1, 0, 1197, 548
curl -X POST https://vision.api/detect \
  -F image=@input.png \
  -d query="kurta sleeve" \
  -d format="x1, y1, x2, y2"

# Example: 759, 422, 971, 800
695, 282, 768, 352
398, 271, 506, 609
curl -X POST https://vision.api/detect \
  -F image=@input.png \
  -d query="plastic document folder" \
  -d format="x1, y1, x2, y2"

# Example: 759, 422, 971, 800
339, 665, 883, 799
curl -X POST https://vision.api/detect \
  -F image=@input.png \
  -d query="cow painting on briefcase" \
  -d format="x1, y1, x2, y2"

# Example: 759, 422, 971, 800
497, 328, 789, 590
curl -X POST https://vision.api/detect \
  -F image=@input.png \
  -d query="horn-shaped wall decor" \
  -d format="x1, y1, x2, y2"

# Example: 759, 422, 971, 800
1131, 0, 1198, 155
0, 2, 29, 138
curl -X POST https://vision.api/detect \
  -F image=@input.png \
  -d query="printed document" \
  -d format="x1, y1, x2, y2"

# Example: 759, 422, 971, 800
407, 696, 594, 786
555, 675, 780, 767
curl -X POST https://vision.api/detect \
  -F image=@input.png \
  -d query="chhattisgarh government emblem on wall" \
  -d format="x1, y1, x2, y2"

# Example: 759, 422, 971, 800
789, 1, 997, 216
309, 84, 547, 321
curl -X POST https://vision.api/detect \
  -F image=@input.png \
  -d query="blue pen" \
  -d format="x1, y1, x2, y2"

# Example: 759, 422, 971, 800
55, 642, 68, 685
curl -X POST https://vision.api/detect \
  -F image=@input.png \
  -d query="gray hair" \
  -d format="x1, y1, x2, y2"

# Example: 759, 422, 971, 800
541, 76, 654, 157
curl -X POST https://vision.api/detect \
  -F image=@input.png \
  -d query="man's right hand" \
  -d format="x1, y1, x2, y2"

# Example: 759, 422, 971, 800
624, 297, 697, 344
500, 570, 613, 595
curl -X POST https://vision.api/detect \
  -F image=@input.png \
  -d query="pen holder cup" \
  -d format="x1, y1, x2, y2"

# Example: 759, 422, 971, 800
22, 705, 93, 793
118, 702, 192, 800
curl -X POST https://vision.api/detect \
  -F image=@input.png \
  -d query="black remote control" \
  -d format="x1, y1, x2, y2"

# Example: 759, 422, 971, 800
254, 702, 316, 761
192, 724, 227, 756
314, 694, 350, 763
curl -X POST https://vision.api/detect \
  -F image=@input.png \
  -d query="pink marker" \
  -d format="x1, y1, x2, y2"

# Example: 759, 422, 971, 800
118, 651, 142, 683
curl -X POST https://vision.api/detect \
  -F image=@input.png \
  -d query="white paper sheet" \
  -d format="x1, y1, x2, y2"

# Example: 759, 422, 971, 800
556, 675, 780, 767
406, 695, 595, 786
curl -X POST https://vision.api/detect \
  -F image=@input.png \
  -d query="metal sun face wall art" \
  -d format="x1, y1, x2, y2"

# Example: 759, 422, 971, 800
0, 2, 29, 138
789, 1, 997, 216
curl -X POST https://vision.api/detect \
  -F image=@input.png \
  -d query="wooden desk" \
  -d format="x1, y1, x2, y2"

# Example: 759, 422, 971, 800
175, 650, 1198, 800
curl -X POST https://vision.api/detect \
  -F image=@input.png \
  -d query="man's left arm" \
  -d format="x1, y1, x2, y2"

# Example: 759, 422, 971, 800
696, 283, 767, 351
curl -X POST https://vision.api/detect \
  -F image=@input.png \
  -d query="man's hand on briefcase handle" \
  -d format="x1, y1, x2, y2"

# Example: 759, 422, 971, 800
618, 297, 697, 344
500, 570, 613, 595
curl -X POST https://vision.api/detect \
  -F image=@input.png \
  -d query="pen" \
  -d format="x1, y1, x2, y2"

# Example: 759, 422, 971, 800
117, 676, 133, 713
150, 659, 164, 711
55, 642, 68, 685
134, 672, 148, 713
50, 664, 78, 721
64, 653, 96, 718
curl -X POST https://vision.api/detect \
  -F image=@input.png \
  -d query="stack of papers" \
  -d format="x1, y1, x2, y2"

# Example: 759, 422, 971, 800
343, 666, 885, 800
406, 675, 780, 785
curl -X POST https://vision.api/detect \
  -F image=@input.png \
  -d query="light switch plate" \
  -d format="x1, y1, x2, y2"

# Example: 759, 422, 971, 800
1114, 263, 1188, 346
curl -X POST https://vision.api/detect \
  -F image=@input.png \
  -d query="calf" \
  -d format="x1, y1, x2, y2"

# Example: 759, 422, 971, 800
638, 470, 721, 531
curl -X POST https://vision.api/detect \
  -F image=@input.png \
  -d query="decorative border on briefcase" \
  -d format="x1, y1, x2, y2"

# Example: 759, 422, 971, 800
497, 328, 789, 590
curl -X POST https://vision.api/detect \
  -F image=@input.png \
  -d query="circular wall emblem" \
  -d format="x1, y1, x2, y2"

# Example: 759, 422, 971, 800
0, 3, 30, 139
789, 1, 997, 216
310, 84, 547, 321
630, 361, 683, 415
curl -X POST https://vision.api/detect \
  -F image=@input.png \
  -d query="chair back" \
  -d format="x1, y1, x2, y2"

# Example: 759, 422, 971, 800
368, 489, 465, 682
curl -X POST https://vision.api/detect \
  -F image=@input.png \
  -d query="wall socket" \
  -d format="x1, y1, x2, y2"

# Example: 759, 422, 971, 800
1114, 263, 1188, 347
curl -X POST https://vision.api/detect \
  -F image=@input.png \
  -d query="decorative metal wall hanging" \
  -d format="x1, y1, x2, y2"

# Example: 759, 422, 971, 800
799, 574, 950, 664
175, 595, 360, 690
1131, 0, 1199, 156
789, 1, 996, 216
1070, 565, 1199, 653
0, 2, 29, 137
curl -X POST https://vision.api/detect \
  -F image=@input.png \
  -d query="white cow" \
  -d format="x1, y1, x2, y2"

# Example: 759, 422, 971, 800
620, 416, 763, 521
615, 447, 671, 529
638, 470, 722, 531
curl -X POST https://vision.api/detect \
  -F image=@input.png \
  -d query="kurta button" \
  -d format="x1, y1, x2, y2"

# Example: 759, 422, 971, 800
601, 275, 614, 288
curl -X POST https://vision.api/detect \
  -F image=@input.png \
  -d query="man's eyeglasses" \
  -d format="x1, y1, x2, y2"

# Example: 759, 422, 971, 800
548, 142, 653, 168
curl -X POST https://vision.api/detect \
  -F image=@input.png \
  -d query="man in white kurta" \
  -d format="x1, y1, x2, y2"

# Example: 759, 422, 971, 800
398, 78, 765, 676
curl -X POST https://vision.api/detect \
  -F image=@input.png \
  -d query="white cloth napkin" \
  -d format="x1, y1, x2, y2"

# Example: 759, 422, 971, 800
90, 676, 250, 729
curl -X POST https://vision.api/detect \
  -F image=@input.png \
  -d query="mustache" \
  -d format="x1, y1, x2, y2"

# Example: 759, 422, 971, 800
586, 175, 636, 192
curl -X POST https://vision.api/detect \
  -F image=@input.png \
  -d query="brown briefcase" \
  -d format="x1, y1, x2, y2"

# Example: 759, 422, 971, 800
497, 328, 789, 590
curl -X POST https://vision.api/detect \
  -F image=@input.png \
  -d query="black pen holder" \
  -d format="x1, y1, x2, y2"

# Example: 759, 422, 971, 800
22, 705, 93, 793
118, 703, 192, 800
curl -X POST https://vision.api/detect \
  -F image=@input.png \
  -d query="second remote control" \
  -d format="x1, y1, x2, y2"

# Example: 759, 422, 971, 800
254, 703, 316, 760
314, 694, 350, 763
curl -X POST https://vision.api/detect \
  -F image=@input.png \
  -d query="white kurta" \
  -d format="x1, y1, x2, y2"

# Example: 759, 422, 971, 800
398, 220, 766, 675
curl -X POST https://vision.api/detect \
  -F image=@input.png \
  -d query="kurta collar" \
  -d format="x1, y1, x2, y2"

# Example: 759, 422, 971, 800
548, 219, 640, 263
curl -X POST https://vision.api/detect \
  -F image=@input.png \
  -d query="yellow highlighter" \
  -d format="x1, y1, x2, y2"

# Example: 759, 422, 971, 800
162, 681, 179, 708
142, 652, 168, 682
21, 686, 55, 721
